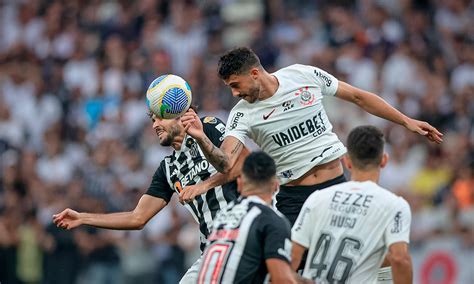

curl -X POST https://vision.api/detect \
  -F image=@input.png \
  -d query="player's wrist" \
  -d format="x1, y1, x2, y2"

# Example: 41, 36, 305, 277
77, 212, 88, 226
400, 115, 412, 128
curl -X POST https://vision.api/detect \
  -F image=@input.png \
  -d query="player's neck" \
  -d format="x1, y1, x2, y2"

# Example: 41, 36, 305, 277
350, 169, 380, 183
258, 72, 279, 100
241, 190, 273, 205
171, 133, 186, 150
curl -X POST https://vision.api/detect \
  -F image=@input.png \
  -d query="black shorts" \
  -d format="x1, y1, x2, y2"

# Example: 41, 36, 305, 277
276, 174, 347, 225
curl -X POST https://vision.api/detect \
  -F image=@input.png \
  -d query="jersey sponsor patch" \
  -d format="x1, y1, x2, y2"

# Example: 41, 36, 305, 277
391, 211, 402, 233
282, 100, 294, 111
216, 123, 226, 133
314, 69, 333, 87
203, 116, 217, 124
229, 112, 244, 130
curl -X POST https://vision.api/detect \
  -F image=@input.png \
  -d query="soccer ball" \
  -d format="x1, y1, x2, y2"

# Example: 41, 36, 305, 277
146, 74, 192, 119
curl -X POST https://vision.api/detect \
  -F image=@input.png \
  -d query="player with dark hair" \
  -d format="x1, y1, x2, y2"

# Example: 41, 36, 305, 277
197, 151, 307, 283
182, 46, 442, 226
291, 125, 413, 284
53, 109, 248, 283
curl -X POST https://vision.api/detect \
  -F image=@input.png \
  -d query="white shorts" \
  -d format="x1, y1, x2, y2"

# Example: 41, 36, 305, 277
179, 255, 202, 284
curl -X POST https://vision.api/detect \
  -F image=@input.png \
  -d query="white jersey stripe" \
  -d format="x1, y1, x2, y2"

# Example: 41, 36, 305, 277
214, 185, 229, 211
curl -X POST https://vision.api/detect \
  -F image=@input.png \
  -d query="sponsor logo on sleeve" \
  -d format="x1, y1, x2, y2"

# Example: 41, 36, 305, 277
229, 112, 244, 130
293, 207, 310, 232
314, 69, 333, 87
203, 116, 217, 124
216, 123, 226, 134
391, 211, 402, 233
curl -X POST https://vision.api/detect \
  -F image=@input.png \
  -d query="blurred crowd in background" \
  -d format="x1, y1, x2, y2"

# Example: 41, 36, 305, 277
0, 0, 472, 283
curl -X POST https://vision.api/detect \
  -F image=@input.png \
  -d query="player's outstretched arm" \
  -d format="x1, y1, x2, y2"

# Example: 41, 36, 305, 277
335, 81, 443, 144
179, 147, 249, 203
181, 109, 244, 173
386, 242, 413, 284
52, 195, 167, 230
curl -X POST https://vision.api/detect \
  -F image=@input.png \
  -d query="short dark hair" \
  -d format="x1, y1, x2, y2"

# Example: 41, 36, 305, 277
218, 47, 262, 80
346, 126, 385, 170
242, 151, 276, 184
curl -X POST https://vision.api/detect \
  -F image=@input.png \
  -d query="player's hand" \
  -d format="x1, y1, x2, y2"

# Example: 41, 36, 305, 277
181, 108, 204, 139
53, 208, 82, 230
179, 184, 208, 204
405, 118, 443, 144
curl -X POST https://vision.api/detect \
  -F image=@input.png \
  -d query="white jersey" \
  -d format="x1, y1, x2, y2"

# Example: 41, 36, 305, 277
291, 181, 411, 284
225, 64, 346, 184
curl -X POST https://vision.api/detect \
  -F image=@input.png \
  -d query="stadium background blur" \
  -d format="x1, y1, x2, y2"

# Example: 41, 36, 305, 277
0, 0, 472, 283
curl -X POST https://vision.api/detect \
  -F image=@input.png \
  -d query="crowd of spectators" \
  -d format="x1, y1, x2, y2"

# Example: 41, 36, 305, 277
0, 0, 472, 283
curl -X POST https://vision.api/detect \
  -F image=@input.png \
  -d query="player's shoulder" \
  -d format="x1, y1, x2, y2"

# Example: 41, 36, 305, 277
256, 203, 291, 230
274, 64, 313, 76
230, 99, 251, 112
362, 182, 411, 212
247, 197, 286, 220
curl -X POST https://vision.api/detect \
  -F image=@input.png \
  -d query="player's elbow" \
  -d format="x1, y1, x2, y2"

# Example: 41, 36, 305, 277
387, 251, 412, 269
131, 214, 148, 230
221, 165, 232, 175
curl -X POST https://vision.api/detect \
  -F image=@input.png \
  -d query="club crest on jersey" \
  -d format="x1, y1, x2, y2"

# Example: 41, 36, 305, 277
295, 87, 315, 106
186, 138, 201, 158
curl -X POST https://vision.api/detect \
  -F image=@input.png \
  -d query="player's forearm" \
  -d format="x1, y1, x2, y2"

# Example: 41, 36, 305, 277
200, 172, 231, 191
390, 257, 413, 284
80, 211, 145, 230
195, 135, 232, 173
354, 90, 410, 127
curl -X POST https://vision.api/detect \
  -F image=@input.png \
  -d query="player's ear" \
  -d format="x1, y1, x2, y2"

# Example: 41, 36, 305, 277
273, 178, 279, 194
380, 153, 389, 168
343, 155, 352, 170
250, 67, 259, 78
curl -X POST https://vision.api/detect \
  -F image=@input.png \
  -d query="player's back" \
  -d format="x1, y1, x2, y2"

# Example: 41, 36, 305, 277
198, 196, 291, 284
292, 181, 411, 283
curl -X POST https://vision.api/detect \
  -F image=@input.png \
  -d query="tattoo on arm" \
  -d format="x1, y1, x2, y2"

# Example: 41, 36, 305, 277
230, 143, 242, 155
198, 137, 230, 172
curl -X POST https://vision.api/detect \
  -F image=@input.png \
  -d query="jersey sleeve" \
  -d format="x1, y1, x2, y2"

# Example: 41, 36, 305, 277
201, 116, 227, 147
384, 198, 412, 246
261, 209, 292, 263
224, 105, 249, 144
291, 197, 317, 248
311, 66, 339, 96
145, 160, 174, 203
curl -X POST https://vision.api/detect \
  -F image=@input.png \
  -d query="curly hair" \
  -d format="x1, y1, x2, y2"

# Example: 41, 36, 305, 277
217, 47, 262, 80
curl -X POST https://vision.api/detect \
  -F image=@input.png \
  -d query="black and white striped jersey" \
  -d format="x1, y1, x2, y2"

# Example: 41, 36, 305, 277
145, 116, 239, 251
197, 196, 292, 284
